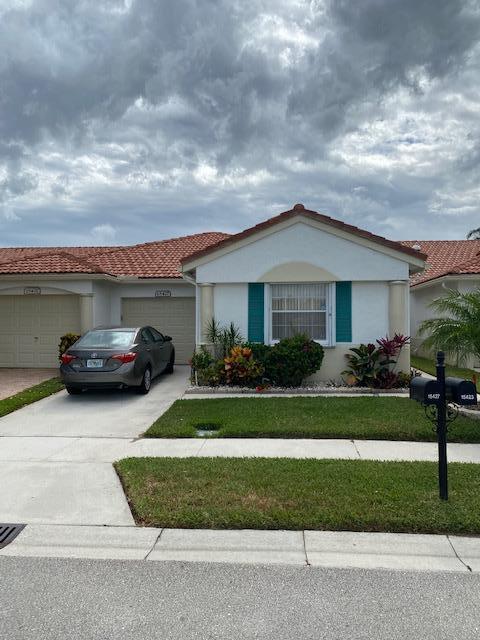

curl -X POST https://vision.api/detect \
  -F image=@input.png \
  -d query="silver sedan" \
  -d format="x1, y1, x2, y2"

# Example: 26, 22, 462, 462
60, 326, 175, 395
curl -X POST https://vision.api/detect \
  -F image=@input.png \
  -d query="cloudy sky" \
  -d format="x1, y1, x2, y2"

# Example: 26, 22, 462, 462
1, 0, 480, 247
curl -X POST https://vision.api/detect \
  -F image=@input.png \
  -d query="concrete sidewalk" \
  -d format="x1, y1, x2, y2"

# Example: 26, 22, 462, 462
1, 436, 480, 463
0, 524, 478, 573
2, 436, 478, 525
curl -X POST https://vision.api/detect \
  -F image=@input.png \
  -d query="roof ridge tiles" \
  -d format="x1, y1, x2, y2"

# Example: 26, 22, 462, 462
0, 249, 111, 275
130, 231, 230, 249
180, 205, 427, 265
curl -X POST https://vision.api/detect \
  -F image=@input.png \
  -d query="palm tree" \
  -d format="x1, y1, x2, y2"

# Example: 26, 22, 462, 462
467, 227, 480, 239
419, 289, 480, 363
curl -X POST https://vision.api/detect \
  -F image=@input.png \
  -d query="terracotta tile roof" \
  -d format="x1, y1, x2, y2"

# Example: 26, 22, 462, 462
0, 246, 118, 265
0, 251, 106, 275
93, 232, 231, 278
401, 240, 480, 286
181, 204, 428, 266
0, 233, 230, 278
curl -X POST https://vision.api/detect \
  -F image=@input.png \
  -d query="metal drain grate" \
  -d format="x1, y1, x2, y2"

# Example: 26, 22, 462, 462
0, 524, 25, 549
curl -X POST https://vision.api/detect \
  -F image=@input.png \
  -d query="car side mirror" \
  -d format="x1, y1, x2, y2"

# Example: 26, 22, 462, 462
164, 335, 172, 341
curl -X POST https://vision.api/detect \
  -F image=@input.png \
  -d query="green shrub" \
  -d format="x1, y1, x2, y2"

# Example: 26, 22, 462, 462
264, 335, 324, 387
58, 333, 81, 361
190, 346, 213, 370
200, 360, 225, 386
189, 346, 215, 385
243, 341, 273, 365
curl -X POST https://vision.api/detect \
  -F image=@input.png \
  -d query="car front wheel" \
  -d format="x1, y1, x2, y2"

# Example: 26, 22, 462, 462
136, 367, 152, 394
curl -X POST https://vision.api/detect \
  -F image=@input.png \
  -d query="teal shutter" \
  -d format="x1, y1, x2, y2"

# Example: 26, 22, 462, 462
335, 281, 352, 342
248, 283, 265, 343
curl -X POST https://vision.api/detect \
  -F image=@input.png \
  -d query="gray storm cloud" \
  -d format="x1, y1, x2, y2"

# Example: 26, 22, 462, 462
0, 0, 479, 245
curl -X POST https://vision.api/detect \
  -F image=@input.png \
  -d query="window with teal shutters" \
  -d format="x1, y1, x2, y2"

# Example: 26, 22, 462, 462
335, 281, 352, 342
248, 283, 264, 342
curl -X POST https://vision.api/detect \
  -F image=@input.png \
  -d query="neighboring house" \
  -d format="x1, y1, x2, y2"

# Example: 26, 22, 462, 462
0, 204, 426, 380
181, 204, 425, 381
0, 233, 228, 367
402, 239, 480, 370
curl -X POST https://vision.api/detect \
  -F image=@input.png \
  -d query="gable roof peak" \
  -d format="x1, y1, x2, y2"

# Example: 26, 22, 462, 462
181, 205, 428, 266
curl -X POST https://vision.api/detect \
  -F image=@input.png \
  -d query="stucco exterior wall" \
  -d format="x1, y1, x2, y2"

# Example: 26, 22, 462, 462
195, 222, 410, 284
213, 284, 249, 339
0, 279, 94, 296
351, 282, 390, 343
307, 344, 356, 383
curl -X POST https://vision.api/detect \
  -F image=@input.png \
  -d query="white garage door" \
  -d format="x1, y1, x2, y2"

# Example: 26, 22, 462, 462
0, 295, 81, 368
122, 297, 196, 365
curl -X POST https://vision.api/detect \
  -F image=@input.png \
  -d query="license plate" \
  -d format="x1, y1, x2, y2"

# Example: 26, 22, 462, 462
86, 359, 103, 368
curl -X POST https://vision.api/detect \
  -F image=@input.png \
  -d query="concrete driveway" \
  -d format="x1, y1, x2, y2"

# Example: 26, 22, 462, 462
0, 366, 189, 525
0, 368, 58, 400
0, 365, 189, 438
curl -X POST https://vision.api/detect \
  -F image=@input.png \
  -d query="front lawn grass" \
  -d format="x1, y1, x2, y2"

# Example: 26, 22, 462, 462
411, 355, 480, 392
145, 397, 480, 442
116, 457, 480, 534
0, 378, 64, 418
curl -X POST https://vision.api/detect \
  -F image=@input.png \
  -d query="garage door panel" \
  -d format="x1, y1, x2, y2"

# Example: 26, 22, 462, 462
122, 297, 195, 364
0, 295, 81, 368
0, 334, 17, 367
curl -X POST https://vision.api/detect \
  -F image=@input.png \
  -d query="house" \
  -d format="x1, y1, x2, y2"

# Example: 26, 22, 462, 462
402, 239, 480, 370
181, 204, 426, 380
0, 204, 426, 380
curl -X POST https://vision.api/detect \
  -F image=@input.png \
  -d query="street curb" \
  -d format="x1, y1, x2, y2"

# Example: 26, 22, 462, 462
0, 525, 478, 573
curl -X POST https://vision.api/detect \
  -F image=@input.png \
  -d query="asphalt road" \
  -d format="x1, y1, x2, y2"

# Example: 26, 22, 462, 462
1, 557, 480, 639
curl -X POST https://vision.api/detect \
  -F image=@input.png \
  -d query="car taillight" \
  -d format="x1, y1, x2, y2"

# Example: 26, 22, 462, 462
111, 352, 137, 364
61, 354, 77, 365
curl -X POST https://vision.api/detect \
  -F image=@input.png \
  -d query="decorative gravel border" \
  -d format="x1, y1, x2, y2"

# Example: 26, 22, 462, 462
185, 385, 409, 396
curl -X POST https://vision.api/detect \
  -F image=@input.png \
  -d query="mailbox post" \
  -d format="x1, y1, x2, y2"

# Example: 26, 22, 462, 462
436, 352, 448, 500
410, 350, 478, 501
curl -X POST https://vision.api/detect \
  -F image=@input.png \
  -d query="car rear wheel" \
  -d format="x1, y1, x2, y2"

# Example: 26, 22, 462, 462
136, 366, 152, 394
66, 386, 82, 395
165, 350, 175, 374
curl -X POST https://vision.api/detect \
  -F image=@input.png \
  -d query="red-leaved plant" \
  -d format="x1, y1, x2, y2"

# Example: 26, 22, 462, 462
343, 334, 411, 389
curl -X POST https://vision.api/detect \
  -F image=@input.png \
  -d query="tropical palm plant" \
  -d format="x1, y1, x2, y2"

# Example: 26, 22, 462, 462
205, 318, 244, 358
467, 227, 480, 240
419, 288, 480, 363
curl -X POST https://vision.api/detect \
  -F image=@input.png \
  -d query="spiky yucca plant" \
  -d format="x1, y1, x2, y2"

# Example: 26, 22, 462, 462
419, 288, 480, 364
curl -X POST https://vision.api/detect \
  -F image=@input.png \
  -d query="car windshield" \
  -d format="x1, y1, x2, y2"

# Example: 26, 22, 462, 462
76, 330, 136, 349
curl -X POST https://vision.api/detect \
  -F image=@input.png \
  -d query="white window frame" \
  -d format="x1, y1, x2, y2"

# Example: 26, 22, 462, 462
265, 282, 335, 347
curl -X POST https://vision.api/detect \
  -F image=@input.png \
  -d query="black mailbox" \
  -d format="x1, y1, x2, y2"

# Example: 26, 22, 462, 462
445, 377, 478, 406
410, 377, 442, 405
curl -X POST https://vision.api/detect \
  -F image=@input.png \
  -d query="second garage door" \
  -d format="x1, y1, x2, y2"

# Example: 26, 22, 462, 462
121, 297, 195, 364
0, 294, 81, 367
